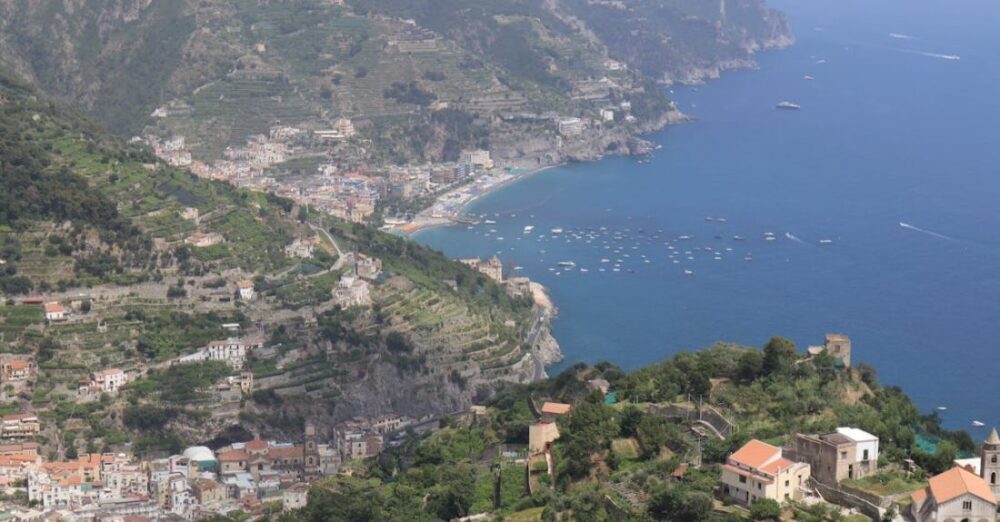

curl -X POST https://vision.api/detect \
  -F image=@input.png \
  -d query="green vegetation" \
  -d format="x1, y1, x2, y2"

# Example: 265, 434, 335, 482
129, 361, 234, 404
278, 337, 973, 521
842, 471, 927, 497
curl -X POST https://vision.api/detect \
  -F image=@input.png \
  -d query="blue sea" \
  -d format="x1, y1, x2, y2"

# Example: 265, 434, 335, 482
415, 0, 1000, 432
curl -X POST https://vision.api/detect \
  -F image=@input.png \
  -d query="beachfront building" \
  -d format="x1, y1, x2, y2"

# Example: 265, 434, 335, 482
909, 466, 997, 522
720, 439, 811, 505
461, 150, 493, 170
793, 427, 878, 486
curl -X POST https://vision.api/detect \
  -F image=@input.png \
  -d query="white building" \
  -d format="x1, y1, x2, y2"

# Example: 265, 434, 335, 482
332, 276, 372, 308
44, 302, 66, 321
835, 427, 879, 465
461, 149, 493, 170
238, 280, 255, 301
557, 117, 585, 137
92, 368, 128, 393
909, 466, 997, 522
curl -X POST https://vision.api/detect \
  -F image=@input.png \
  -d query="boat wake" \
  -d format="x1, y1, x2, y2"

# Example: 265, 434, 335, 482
899, 222, 955, 241
919, 51, 961, 61
889, 32, 914, 40
785, 232, 805, 244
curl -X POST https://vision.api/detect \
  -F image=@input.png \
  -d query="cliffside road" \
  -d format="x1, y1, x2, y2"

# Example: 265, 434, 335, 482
308, 222, 346, 270
527, 307, 547, 381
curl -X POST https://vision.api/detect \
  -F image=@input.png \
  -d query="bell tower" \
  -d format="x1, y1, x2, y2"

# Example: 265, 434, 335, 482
304, 421, 321, 478
981, 427, 1000, 498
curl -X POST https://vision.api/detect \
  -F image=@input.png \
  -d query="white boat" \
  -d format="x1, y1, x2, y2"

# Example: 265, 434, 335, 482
523, 225, 534, 233
678, 235, 691, 240
776, 101, 801, 110
819, 239, 833, 244
514, 266, 524, 271
551, 228, 563, 234
683, 269, 694, 275
484, 219, 497, 224
804, 75, 815, 81
580, 268, 589, 273
973, 420, 986, 427
936, 406, 947, 411
765, 236, 776, 241
557, 261, 576, 268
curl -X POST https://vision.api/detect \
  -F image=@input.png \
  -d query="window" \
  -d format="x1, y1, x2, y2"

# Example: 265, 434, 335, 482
739, 475, 747, 484
840, 451, 847, 459
863, 449, 869, 460
992, 472, 997, 485
785, 480, 790, 487
962, 500, 973, 510
784, 493, 790, 500
993, 455, 997, 463
757, 482, 762, 490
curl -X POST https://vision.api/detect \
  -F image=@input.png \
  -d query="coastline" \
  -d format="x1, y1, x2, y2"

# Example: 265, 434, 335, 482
397, 109, 693, 238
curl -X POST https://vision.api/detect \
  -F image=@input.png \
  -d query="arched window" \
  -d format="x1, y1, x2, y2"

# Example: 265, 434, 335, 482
993, 455, 998, 463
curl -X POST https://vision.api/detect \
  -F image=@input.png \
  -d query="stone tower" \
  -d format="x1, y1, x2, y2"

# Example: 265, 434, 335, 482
304, 421, 321, 478
981, 428, 1000, 498
825, 334, 852, 369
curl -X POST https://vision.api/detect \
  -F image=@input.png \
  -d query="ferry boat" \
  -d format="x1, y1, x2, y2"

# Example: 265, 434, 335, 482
776, 101, 801, 110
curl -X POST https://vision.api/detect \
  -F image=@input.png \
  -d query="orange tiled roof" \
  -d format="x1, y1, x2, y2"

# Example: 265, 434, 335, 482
541, 402, 572, 415
927, 466, 996, 504
729, 439, 781, 470
6, 360, 30, 370
267, 446, 303, 460
217, 449, 249, 462
44, 302, 65, 313
245, 439, 268, 451
760, 457, 798, 474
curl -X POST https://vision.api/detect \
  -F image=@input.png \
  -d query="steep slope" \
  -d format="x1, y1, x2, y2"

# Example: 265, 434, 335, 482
0, 68, 553, 456
0, 0, 788, 169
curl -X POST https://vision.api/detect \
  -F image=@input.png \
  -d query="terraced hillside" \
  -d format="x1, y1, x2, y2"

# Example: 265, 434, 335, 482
0, 70, 553, 454
0, 0, 787, 166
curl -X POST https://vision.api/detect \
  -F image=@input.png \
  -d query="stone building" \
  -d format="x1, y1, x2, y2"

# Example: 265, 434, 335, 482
793, 427, 878, 486
332, 275, 372, 308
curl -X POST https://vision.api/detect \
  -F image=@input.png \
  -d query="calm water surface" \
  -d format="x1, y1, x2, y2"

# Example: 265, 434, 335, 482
415, 0, 1000, 431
